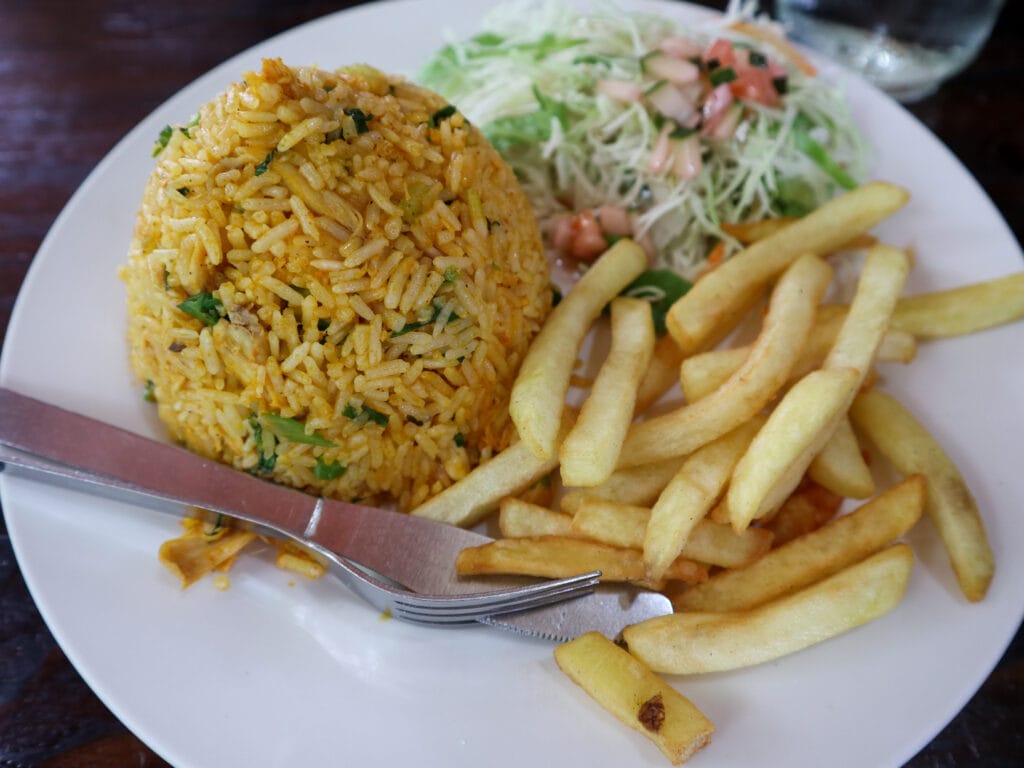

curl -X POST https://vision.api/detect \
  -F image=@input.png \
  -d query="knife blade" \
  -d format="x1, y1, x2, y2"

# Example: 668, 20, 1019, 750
0, 387, 672, 640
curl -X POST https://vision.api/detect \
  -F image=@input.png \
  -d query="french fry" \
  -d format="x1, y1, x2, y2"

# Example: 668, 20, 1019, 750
728, 245, 910, 526
635, 335, 686, 414
725, 368, 860, 530
620, 254, 833, 467
456, 536, 707, 587
890, 272, 1024, 338
762, 478, 843, 546
680, 299, 915, 403
412, 412, 575, 527
554, 632, 715, 766
571, 498, 772, 569
678, 347, 748, 403
644, 417, 764, 581
570, 498, 651, 548
824, 244, 911, 375
719, 216, 799, 244
807, 417, 876, 499
876, 328, 917, 363
624, 543, 914, 674
676, 476, 925, 612
665, 181, 909, 354
510, 238, 646, 460
850, 389, 995, 601
560, 297, 655, 486
721, 217, 877, 250
499, 498, 574, 538
560, 456, 686, 515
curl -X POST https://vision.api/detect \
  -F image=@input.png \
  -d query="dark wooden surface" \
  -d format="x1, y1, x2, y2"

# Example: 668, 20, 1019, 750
0, 1, 1020, 765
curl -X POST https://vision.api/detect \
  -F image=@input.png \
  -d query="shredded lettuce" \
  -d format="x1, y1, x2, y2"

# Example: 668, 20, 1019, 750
420, 0, 869, 279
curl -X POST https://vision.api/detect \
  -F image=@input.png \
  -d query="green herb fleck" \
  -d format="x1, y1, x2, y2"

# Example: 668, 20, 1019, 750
177, 291, 223, 326
345, 108, 373, 134
709, 66, 738, 86
454, 432, 466, 448
263, 413, 337, 447
176, 187, 190, 196
343, 403, 390, 427
443, 266, 459, 283
254, 149, 277, 176
153, 125, 174, 157
748, 51, 768, 68
390, 298, 456, 337
430, 104, 458, 127
248, 414, 277, 474
314, 456, 347, 480
143, 380, 157, 403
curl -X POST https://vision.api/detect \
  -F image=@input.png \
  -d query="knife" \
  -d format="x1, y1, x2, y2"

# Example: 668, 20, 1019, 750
0, 387, 671, 640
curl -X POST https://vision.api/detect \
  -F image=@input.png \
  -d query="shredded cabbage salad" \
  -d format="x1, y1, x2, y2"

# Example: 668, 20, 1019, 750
420, 0, 869, 280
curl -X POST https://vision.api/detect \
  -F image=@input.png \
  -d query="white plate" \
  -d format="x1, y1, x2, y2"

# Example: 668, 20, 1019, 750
2, 1, 1021, 766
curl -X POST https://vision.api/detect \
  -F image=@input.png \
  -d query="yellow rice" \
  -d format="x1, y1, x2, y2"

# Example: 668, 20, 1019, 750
121, 59, 550, 511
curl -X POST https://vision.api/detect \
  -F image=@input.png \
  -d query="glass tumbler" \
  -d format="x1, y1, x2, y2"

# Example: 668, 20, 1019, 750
774, 0, 1005, 102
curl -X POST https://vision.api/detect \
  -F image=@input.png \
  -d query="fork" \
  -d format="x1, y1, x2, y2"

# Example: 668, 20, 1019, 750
0, 387, 600, 626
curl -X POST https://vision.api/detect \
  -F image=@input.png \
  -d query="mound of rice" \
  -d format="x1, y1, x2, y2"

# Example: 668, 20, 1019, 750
121, 58, 550, 511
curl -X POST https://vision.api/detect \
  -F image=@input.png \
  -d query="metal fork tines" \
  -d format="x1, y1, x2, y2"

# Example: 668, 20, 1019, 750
384, 571, 602, 625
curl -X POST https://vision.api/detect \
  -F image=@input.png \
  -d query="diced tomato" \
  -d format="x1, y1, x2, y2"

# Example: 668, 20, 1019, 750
702, 38, 737, 70
729, 65, 781, 107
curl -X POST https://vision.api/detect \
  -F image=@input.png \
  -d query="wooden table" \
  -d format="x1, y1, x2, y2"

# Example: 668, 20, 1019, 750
0, 2, 1020, 765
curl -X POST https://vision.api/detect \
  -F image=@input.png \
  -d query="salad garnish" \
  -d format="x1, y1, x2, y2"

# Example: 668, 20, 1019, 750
420, 0, 868, 279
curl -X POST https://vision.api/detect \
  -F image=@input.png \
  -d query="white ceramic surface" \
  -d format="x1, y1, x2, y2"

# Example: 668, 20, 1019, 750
2, 2, 1022, 766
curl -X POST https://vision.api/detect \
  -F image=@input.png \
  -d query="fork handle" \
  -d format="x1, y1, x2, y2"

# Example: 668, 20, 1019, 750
0, 387, 490, 595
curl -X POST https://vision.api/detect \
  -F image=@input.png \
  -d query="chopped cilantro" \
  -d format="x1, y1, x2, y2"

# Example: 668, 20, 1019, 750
314, 456, 347, 480
177, 291, 223, 326
343, 403, 389, 426
152, 125, 173, 157
344, 108, 373, 134
254, 149, 277, 176
430, 104, 458, 127
390, 298, 456, 337
443, 266, 460, 283
143, 380, 156, 403
247, 414, 277, 474
263, 413, 337, 447
454, 432, 466, 447
709, 66, 738, 86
